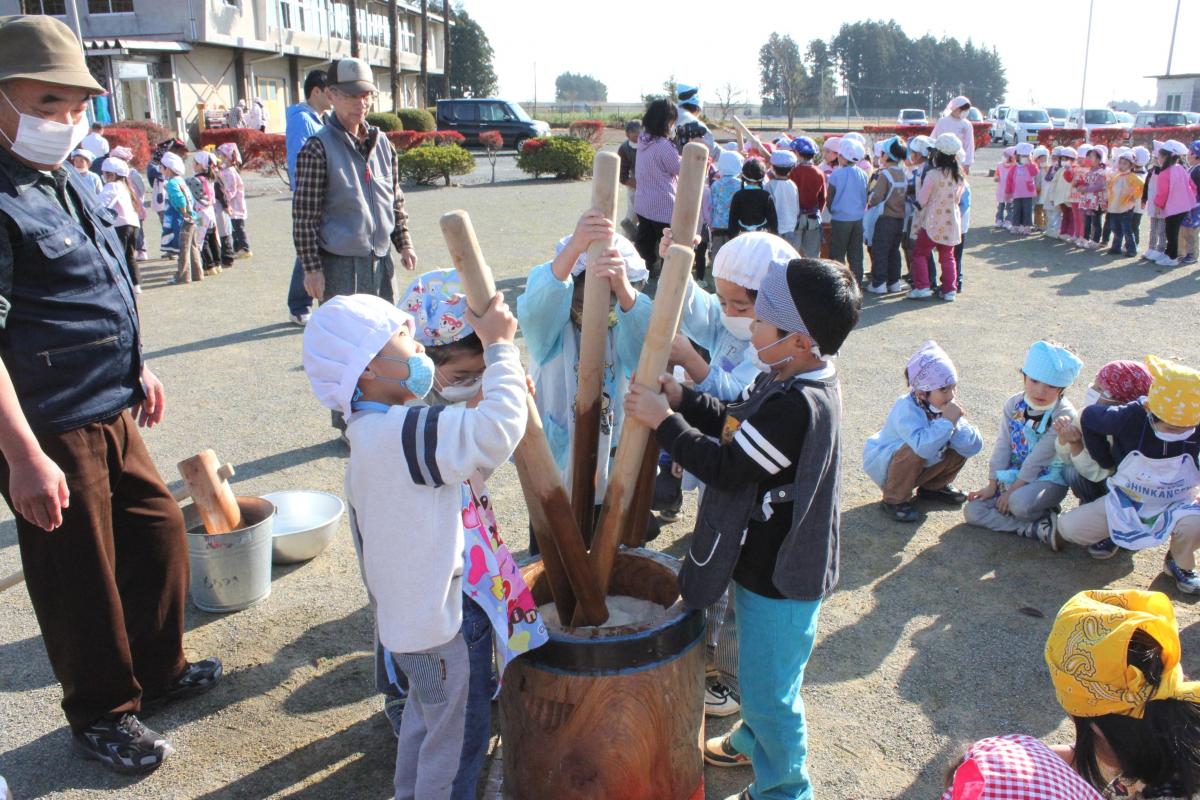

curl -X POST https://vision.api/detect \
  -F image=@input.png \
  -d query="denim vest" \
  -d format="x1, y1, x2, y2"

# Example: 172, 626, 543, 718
315, 119, 396, 259
0, 164, 142, 434
679, 372, 842, 607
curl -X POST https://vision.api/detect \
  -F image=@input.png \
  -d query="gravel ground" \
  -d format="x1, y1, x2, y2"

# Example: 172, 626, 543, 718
2, 144, 1200, 800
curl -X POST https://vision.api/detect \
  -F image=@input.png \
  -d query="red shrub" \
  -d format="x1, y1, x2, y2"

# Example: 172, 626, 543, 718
386, 131, 423, 151
519, 138, 546, 154
567, 119, 605, 145
1127, 125, 1200, 149
1087, 127, 1130, 150
970, 121, 992, 151
241, 134, 286, 174
102, 128, 151, 170
863, 124, 934, 139
385, 130, 467, 151
1037, 128, 1086, 149
479, 130, 504, 150
112, 119, 172, 147
199, 127, 260, 154
428, 131, 465, 146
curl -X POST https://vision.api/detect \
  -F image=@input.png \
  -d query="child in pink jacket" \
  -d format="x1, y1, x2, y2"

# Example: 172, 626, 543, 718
216, 142, 251, 258
1150, 139, 1200, 267
993, 146, 1015, 229
1005, 142, 1039, 235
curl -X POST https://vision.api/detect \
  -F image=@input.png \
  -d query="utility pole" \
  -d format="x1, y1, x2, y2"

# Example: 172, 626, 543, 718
348, 0, 360, 58
388, 0, 398, 109
1166, 0, 1181, 75
419, 0, 428, 107
441, 0, 451, 99
844, 81, 849, 131
1079, 0, 1093, 113
533, 61, 537, 116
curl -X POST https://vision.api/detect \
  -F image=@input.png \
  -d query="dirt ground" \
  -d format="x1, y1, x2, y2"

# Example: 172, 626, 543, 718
2, 145, 1200, 800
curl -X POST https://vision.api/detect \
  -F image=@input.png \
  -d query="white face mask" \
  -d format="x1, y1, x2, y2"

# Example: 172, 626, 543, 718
0, 88, 89, 167
720, 312, 754, 341
1152, 422, 1196, 443
746, 333, 795, 372
1083, 387, 1102, 407
1024, 393, 1058, 413
434, 375, 482, 404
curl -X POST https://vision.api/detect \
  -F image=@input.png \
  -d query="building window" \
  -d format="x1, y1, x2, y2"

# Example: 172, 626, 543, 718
398, 16, 415, 53
21, 0, 66, 12
1167, 94, 1182, 112
88, 0, 134, 11
279, 0, 292, 28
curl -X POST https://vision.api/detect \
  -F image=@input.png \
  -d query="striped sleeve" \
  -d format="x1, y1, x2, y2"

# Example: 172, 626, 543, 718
733, 421, 793, 476
401, 405, 446, 487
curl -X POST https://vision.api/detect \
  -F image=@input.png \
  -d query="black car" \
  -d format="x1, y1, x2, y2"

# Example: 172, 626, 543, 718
435, 98, 550, 149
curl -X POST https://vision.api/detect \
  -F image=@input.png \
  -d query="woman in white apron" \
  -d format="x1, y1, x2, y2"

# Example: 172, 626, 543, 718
1058, 356, 1200, 594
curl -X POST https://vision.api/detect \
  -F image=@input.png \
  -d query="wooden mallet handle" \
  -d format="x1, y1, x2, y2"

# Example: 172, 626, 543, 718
582, 243, 695, 615
569, 151, 620, 542
0, 569, 24, 594
438, 210, 609, 626
732, 115, 769, 159
177, 449, 241, 534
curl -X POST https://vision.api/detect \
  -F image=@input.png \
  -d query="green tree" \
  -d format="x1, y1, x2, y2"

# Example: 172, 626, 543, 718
759, 34, 807, 127
447, 5, 497, 98
554, 72, 608, 103
804, 38, 836, 116
641, 74, 677, 105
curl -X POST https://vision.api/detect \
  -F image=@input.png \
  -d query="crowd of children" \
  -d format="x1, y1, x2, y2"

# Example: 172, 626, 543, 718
995, 138, 1200, 267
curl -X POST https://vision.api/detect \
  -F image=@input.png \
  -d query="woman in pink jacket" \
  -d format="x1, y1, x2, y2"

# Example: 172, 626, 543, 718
910, 133, 966, 301
1151, 139, 1199, 267
1005, 142, 1040, 235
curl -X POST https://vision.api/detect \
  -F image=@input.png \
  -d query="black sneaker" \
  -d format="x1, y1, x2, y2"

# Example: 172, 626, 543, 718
1023, 512, 1061, 552
73, 713, 173, 774
1087, 538, 1121, 560
142, 657, 223, 715
883, 501, 918, 522
918, 485, 968, 505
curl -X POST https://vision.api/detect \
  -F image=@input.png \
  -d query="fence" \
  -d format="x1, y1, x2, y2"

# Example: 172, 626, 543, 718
524, 102, 937, 132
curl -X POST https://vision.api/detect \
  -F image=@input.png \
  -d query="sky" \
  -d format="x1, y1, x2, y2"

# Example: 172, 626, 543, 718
470, 0, 1198, 111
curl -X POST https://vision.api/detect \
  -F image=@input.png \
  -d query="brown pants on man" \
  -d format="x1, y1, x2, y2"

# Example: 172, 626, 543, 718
882, 445, 967, 504
0, 411, 188, 731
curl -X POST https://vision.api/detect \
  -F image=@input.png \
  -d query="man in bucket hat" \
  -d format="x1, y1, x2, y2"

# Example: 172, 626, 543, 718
0, 15, 220, 773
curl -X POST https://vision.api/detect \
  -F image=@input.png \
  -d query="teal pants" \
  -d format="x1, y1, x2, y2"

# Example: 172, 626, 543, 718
729, 584, 822, 800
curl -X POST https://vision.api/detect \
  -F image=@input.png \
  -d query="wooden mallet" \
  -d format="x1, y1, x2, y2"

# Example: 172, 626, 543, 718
732, 115, 769, 158
439, 210, 609, 627
620, 142, 709, 547
177, 450, 242, 534
568, 150, 620, 543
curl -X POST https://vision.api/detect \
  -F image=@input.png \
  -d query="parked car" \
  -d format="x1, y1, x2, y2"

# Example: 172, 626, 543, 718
1115, 111, 1135, 125
897, 108, 927, 125
1133, 110, 1190, 129
1000, 107, 1052, 145
966, 107, 984, 122
435, 98, 550, 149
1186, 112, 1200, 125
990, 105, 1010, 141
1046, 107, 1069, 128
1068, 108, 1129, 141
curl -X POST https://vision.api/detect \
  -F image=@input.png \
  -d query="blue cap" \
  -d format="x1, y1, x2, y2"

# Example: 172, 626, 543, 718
1023, 341, 1083, 388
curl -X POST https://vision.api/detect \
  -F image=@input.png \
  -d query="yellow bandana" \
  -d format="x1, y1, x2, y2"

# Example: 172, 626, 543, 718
1045, 589, 1200, 719
1145, 354, 1200, 428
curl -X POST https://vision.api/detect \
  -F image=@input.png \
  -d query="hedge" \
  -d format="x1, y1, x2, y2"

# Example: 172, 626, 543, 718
1127, 124, 1200, 148
367, 112, 404, 132
198, 128, 286, 176
479, 130, 504, 150
111, 119, 173, 147
395, 108, 435, 132
385, 130, 465, 151
101, 128, 151, 170
1037, 128, 1085, 149
567, 119, 605, 145
516, 135, 595, 179
395, 142, 474, 186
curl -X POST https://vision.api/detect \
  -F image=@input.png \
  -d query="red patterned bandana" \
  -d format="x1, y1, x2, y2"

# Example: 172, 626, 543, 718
942, 735, 1103, 800
1096, 360, 1153, 404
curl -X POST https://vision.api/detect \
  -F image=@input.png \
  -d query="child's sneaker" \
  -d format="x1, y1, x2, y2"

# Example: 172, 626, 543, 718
134, 285, 143, 294
704, 681, 740, 717
887, 280, 909, 293
865, 282, 887, 295
1181, 254, 1198, 265
384, 693, 406, 737
1142, 250, 1161, 261
1022, 512, 1060, 551
73, 713, 173, 774
1158, 257, 1181, 267
1086, 538, 1121, 559
908, 288, 934, 299
703, 724, 751, 768
1164, 554, 1200, 594
883, 501, 918, 522
941, 291, 956, 302
918, 485, 967, 505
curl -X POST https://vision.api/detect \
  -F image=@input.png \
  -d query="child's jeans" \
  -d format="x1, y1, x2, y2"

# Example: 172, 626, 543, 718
1132, 211, 1143, 245
729, 584, 821, 800
829, 219, 864, 283
1148, 216, 1166, 253
392, 595, 494, 800
930, 235, 965, 294
1108, 211, 1136, 254
1083, 211, 1103, 243
1060, 497, 1200, 570
1010, 197, 1033, 228
1046, 204, 1062, 234
994, 201, 1009, 226
1100, 211, 1112, 244
1164, 212, 1186, 260
1181, 224, 1199, 259
911, 229, 957, 294
963, 480, 1067, 534
869, 215, 904, 287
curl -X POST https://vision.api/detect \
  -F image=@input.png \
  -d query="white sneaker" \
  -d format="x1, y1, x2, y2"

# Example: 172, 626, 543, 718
887, 280, 909, 293
1143, 250, 1162, 261
865, 282, 888, 295
704, 681, 741, 717
908, 288, 934, 299
134, 285, 143, 295
1157, 257, 1181, 267
288, 313, 311, 327
941, 291, 957, 302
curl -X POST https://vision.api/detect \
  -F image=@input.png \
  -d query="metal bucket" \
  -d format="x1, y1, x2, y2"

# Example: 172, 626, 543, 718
184, 496, 275, 613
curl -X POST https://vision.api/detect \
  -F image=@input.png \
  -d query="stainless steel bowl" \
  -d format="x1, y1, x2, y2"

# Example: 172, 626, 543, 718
262, 490, 344, 564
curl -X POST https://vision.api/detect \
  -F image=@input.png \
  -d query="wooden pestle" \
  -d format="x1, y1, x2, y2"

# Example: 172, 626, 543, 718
177, 450, 242, 534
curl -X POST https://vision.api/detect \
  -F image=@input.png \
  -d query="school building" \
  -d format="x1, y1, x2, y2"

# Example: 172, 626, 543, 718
1149, 73, 1200, 113
4, 0, 449, 140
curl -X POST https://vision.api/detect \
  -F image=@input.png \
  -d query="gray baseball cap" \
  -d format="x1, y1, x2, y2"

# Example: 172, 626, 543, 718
327, 58, 375, 94
0, 16, 104, 93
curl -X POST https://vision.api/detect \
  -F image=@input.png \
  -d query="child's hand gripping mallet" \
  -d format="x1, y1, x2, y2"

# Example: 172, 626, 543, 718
439, 210, 609, 626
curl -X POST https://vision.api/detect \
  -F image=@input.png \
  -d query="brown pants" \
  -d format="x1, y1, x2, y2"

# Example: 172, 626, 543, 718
1033, 203, 1047, 230
173, 220, 204, 283
0, 411, 188, 730
882, 445, 967, 504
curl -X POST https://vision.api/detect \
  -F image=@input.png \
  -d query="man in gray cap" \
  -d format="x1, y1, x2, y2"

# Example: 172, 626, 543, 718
292, 57, 417, 305
0, 15, 220, 773
292, 56, 418, 435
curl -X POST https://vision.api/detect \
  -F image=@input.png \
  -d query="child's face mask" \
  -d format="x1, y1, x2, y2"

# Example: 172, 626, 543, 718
1150, 414, 1196, 442
371, 352, 435, 399
434, 373, 482, 403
